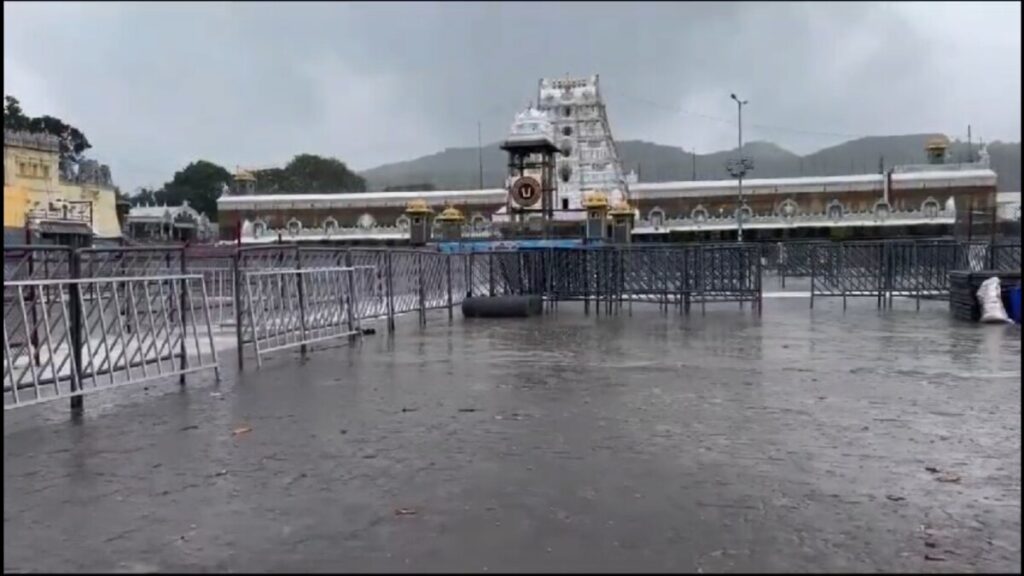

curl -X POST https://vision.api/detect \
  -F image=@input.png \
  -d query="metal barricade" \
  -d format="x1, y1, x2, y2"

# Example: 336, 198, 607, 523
809, 242, 885, 309
387, 251, 422, 317
806, 239, 1021, 309
4, 273, 220, 410
886, 241, 959, 306
79, 246, 185, 278
190, 266, 235, 327
4, 245, 73, 282
239, 266, 364, 368
692, 244, 762, 306
991, 242, 1022, 271
348, 250, 390, 321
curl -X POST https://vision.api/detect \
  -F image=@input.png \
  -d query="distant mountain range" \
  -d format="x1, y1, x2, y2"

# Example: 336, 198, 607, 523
360, 134, 1021, 192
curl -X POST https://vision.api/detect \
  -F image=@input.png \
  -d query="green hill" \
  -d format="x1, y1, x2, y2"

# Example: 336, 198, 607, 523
359, 135, 1021, 192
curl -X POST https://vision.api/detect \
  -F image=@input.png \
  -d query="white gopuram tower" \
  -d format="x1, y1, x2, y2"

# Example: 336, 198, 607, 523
537, 75, 630, 219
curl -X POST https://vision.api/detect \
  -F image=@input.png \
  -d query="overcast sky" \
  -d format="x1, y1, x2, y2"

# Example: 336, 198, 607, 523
4, 1, 1020, 192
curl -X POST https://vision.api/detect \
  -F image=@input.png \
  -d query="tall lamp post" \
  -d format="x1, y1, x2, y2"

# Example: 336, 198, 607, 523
726, 93, 752, 242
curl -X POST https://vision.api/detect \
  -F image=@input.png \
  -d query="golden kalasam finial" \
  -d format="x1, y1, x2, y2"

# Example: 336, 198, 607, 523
926, 135, 951, 151
435, 204, 465, 222
405, 198, 434, 214
582, 191, 610, 209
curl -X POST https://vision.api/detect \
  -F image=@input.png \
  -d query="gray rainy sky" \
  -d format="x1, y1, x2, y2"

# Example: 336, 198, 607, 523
4, 1, 1021, 192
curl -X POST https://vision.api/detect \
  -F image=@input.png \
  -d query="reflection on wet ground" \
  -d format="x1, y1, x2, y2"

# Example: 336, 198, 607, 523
4, 298, 1021, 572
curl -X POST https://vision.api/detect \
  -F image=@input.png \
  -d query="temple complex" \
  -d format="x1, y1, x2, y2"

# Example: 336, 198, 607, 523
207, 75, 1000, 245
217, 137, 997, 245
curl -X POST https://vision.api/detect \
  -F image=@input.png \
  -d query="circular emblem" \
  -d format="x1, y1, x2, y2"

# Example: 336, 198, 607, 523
511, 176, 542, 208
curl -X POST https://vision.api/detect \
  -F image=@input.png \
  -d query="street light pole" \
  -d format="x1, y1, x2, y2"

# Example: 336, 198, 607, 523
477, 120, 484, 190
730, 93, 749, 242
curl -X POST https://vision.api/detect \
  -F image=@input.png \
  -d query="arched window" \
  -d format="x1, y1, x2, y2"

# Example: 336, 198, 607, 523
778, 199, 799, 218
323, 217, 339, 235
357, 213, 376, 229
286, 218, 303, 236
826, 199, 845, 221
690, 205, 709, 222
649, 207, 665, 228
921, 197, 941, 219
872, 200, 891, 220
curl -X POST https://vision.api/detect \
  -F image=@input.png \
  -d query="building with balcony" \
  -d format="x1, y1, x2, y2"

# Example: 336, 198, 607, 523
3, 130, 122, 246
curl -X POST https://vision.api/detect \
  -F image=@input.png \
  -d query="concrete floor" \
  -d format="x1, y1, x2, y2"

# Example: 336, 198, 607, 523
4, 298, 1021, 573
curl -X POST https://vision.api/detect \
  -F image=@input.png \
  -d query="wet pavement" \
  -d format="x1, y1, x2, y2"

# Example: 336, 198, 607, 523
4, 297, 1021, 573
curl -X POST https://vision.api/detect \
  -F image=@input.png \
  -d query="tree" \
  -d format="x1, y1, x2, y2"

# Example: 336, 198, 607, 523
4, 95, 29, 131
159, 160, 232, 221
251, 167, 288, 194
283, 154, 366, 193
4, 95, 92, 168
254, 154, 366, 194
130, 188, 159, 207
28, 115, 91, 165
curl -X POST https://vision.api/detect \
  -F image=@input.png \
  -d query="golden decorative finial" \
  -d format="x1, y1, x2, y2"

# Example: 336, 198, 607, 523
582, 191, 610, 209
436, 203, 465, 222
404, 198, 434, 214
234, 167, 256, 182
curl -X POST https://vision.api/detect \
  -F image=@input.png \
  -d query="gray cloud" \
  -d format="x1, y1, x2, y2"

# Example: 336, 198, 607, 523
4, 1, 1019, 191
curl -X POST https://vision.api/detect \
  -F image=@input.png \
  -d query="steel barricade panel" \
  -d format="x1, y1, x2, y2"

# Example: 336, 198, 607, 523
419, 253, 449, 310
349, 250, 389, 320
388, 252, 421, 314
992, 243, 1022, 271
810, 243, 884, 298
3, 246, 73, 282
4, 273, 220, 410
79, 246, 185, 278
239, 266, 362, 367
450, 254, 469, 305
692, 245, 760, 303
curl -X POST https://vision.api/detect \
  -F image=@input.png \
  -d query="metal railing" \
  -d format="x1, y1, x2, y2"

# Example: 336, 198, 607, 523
191, 266, 235, 326
14, 238, 1013, 388
238, 266, 366, 368
224, 245, 764, 366
809, 239, 1022, 308
4, 245, 73, 282
458, 245, 762, 314
4, 273, 220, 410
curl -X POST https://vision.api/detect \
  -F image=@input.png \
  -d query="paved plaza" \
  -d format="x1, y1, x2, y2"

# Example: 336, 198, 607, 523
4, 298, 1021, 572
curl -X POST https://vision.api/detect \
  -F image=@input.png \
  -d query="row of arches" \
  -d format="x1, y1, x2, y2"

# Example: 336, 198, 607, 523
644, 197, 947, 226
249, 213, 492, 237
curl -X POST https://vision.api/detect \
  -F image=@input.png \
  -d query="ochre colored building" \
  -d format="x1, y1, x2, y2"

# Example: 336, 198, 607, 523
4, 131, 122, 245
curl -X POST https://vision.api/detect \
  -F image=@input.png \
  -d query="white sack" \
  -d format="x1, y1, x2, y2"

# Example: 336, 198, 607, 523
977, 276, 1010, 323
